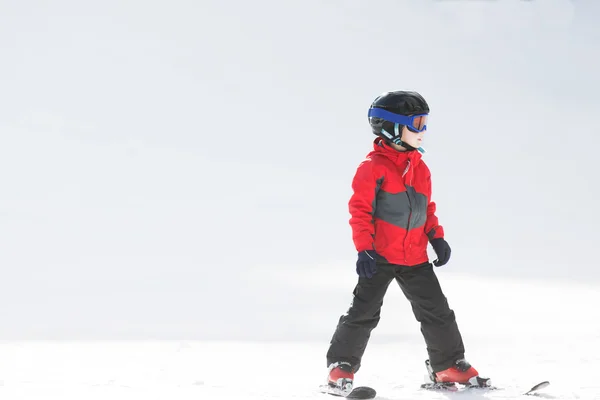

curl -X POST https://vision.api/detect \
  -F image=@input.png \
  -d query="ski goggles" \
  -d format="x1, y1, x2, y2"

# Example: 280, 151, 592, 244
368, 108, 428, 133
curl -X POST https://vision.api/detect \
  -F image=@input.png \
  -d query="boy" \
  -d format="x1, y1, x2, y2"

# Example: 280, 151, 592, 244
325, 91, 485, 394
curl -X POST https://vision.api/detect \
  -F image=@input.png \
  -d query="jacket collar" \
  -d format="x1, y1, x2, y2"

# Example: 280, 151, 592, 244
373, 138, 422, 165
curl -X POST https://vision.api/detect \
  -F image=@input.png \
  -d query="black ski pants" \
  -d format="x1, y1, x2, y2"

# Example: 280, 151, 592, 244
326, 261, 465, 373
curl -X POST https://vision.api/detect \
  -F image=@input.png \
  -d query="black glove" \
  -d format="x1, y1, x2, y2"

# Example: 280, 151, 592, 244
430, 238, 451, 267
356, 250, 378, 278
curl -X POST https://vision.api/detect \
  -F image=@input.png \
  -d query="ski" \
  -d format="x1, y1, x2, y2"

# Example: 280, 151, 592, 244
421, 382, 498, 392
420, 379, 550, 396
319, 380, 548, 398
319, 384, 377, 399
524, 380, 550, 395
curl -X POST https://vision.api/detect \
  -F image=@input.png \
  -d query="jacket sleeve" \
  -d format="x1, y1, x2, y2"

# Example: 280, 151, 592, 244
424, 171, 445, 241
348, 159, 383, 252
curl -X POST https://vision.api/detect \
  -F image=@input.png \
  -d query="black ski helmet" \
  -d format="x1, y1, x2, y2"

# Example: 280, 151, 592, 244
368, 91, 430, 151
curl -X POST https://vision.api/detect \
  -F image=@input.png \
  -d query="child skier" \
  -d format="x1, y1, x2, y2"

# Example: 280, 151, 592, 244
325, 91, 484, 394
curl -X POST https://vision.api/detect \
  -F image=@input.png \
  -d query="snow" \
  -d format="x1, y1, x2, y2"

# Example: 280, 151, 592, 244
1, 275, 598, 399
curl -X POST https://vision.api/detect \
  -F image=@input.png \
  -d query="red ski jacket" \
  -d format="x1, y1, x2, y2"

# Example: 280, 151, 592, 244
349, 138, 445, 266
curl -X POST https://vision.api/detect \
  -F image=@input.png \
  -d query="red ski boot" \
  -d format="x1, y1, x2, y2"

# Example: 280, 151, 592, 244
327, 361, 354, 395
423, 359, 491, 391
434, 359, 479, 384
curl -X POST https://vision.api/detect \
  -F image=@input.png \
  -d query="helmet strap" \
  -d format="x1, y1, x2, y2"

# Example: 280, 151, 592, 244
391, 123, 417, 151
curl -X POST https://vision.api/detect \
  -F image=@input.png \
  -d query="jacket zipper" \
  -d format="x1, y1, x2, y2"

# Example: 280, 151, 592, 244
403, 160, 412, 263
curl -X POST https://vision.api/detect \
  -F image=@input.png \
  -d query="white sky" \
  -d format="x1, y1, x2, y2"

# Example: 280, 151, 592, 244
0, 0, 598, 339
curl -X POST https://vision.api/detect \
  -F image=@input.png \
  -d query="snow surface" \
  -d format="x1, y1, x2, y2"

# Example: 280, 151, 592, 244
1, 275, 598, 399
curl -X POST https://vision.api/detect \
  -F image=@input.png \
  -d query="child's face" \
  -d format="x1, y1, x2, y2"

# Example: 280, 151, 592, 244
400, 125, 425, 149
